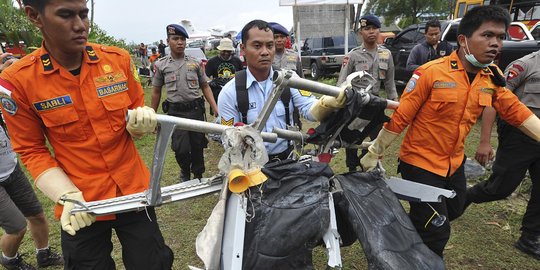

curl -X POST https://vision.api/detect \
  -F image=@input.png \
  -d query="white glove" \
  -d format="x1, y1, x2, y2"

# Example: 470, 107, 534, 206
127, 106, 157, 139
309, 88, 347, 121
519, 115, 540, 142
360, 128, 398, 171
321, 90, 347, 109
59, 192, 95, 236
36, 167, 96, 236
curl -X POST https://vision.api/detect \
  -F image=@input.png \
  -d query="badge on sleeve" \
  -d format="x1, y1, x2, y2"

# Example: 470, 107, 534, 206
507, 69, 518, 80
221, 117, 233, 126
0, 78, 17, 115
506, 63, 523, 81
131, 62, 141, 83
405, 71, 421, 93
299, 89, 312, 97
342, 56, 349, 67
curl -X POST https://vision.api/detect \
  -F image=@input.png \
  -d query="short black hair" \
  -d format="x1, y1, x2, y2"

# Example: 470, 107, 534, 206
425, 20, 441, 33
22, 0, 49, 12
458, 5, 510, 38
241, 20, 273, 44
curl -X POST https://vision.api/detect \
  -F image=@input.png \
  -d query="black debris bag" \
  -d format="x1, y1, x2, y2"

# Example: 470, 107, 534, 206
332, 171, 446, 270
138, 66, 150, 76
307, 89, 390, 147
242, 160, 333, 270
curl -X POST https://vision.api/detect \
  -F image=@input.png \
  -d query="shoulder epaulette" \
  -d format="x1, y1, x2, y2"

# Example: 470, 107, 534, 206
421, 57, 446, 69
91, 43, 127, 56
487, 64, 503, 75
156, 56, 168, 63
524, 50, 540, 60
186, 55, 200, 64
2, 52, 39, 74
285, 48, 297, 54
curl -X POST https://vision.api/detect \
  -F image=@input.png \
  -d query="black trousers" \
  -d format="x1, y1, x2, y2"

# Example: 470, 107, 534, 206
61, 207, 173, 270
399, 159, 467, 257
169, 103, 208, 177
467, 127, 540, 235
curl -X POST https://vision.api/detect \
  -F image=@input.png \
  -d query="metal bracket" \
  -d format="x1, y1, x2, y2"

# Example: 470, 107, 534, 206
72, 176, 223, 215
251, 70, 294, 131
72, 115, 278, 215
323, 192, 343, 268
385, 176, 456, 202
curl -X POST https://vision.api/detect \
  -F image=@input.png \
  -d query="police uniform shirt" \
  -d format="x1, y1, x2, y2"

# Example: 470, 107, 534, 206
505, 50, 540, 117
218, 67, 317, 155
153, 54, 207, 103
337, 44, 398, 100
273, 48, 303, 77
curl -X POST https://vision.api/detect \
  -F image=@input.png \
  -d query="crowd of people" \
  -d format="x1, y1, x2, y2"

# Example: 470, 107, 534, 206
0, 0, 539, 269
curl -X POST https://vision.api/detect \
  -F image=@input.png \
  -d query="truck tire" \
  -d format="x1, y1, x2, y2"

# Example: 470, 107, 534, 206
310, 62, 321, 80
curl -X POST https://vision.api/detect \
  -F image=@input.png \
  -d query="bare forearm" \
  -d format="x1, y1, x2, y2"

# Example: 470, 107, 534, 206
202, 84, 218, 115
480, 107, 496, 144
150, 86, 162, 111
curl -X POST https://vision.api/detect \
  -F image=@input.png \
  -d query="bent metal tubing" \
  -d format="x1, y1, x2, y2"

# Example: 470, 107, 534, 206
72, 70, 403, 215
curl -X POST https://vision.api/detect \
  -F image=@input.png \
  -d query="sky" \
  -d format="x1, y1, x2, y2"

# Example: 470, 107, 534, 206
93, 0, 295, 44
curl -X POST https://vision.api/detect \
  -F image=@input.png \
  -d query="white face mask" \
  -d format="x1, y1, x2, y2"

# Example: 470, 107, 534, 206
463, 38, 493, 68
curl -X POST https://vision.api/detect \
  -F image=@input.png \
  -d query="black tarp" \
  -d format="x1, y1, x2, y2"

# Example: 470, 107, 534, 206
333, 171, 445, 270
242, 160, 332, 270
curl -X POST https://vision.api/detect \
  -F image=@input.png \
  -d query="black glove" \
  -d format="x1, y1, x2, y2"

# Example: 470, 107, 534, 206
488, 65, 506, 87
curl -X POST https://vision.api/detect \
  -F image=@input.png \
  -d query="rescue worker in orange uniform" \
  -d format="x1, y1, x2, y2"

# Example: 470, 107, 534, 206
360, 6, 540, 258
0, 0, 173, 269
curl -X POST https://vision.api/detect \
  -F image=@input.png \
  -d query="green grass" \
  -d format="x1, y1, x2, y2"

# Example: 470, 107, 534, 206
5, 68, 540, 269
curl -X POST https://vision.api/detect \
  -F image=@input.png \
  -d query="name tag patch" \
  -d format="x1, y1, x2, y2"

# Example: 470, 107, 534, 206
34, 95, 72, 111
433, 81, 456, 89
96, 81, 128, 97
480, 88, 495, 95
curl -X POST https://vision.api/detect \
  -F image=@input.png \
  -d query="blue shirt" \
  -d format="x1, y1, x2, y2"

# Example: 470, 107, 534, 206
218, 67, 317, 155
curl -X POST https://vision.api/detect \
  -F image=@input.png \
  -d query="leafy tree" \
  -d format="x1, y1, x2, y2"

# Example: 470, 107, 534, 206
0, 0, 42, 47
364, 0, 452, 28
1, 0, 128, 52
88, 24, 128, 51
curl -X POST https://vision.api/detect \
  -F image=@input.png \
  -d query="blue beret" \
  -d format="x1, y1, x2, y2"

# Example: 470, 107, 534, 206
269, 22, 289, 36
359, 15, 381, 29
166, 24, 189, 38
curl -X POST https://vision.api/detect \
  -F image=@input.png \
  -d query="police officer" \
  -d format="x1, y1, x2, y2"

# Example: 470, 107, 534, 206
270, 22, 304, 129
466, 49, 540, 260
218, 20, 346, 160
269, 22, 303, 78
337, 14, 398, 172
151, 24, 218, 181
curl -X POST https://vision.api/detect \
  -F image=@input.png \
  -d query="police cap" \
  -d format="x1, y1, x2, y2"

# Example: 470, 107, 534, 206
166, 24, 189, 38
269, 22, 289, 36
359, 15, 381, 29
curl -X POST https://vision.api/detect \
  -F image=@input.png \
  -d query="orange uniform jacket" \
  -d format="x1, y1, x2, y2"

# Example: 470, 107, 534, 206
385, 51, 532, 177
0, 43, 149, 220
